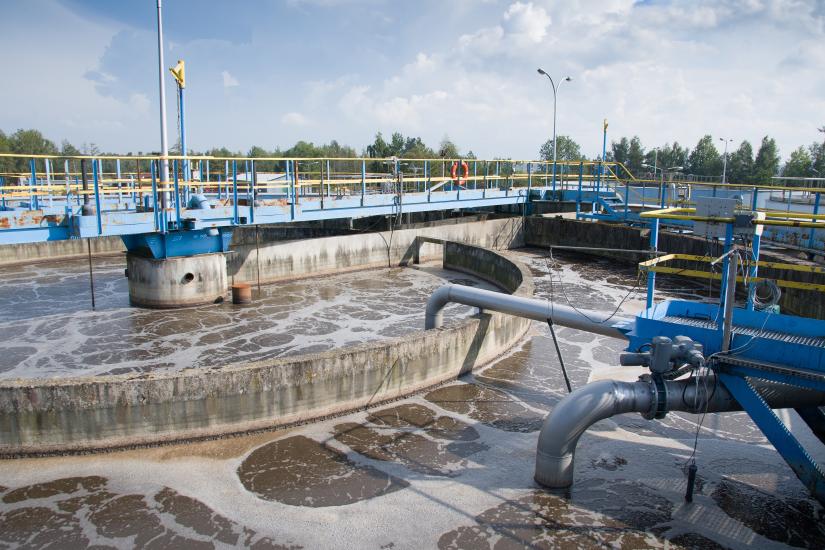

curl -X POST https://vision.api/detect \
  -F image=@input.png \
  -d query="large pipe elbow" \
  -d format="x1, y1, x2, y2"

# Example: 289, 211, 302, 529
425, 284, 454, 330
535, 376, 825, 489
535, 379, 652, 488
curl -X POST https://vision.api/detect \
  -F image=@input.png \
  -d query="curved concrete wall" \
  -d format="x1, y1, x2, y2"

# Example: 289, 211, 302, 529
229, 217, 525, 284
127, 252, 228, 308
0, 240, 533, 455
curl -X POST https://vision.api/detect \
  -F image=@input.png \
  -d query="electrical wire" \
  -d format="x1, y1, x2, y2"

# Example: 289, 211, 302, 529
546, 318, 572, 393
544, 247, 643, 326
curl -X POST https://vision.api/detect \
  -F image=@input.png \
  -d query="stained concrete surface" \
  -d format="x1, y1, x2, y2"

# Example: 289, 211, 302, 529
0, 249, 823, 548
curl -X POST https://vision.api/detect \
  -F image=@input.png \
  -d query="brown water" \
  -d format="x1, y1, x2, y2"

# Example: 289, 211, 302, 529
0, 258, 491, 379
0, 249, 823, 548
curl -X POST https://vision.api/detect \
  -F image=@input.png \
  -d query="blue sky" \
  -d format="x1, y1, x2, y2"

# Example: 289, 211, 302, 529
1, 0, 824, 160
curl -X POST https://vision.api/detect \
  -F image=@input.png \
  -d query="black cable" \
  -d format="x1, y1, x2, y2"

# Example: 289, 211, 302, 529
546, 318, 572, 393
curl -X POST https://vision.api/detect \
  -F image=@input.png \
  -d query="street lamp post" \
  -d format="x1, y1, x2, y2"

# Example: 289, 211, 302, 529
537, 69, 572, 190
155, 0, 170, 206
719, 138, 733, 184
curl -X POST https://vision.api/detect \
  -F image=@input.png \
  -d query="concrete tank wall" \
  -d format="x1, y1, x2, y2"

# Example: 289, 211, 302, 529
0, 240, 533, 454
126, 252, 228, 308
228, 217, 525, 285
0, 236, 126, 266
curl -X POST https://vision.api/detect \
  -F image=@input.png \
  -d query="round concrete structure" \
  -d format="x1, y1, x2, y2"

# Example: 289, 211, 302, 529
126, 252, 227, 308
0, 239, 533, 454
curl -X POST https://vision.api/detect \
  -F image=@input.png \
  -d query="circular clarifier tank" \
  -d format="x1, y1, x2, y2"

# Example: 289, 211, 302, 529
0, 258, 495, 379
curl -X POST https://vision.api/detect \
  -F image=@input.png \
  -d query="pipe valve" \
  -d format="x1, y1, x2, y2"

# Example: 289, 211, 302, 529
620, 335, 703, 374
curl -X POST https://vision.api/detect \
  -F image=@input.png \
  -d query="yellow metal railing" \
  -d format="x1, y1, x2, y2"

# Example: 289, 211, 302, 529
639, 253, 825, 293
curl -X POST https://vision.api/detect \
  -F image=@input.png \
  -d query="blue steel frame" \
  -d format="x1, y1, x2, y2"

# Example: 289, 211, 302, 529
632, 213, 825, 504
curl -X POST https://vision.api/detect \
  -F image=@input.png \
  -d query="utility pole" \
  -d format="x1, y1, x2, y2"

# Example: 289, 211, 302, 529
155, 0, 170, 206
720, 138, 733, 184
537, 69, 572, 189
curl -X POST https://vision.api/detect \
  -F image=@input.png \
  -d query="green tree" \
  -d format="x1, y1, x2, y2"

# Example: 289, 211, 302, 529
609, 137, 630, 165
0, 130, 9, 175
782, 146, 812, 180
687, 135, 722, 178
644, 143, 689, 174
438, 136, 459, 159
60, 140, 81, 156
810, 142, 825, 183
389, 132, 405, 156
6, 129, 58, 172
366, 132, 391, 158
400, 136, 435, 159
753, 136, 780, 184
726, 140, 754, 184
626, 136, 645, 176
538, 135, 583, 162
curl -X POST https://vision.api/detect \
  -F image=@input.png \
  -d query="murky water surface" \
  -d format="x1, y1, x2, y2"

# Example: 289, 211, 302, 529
1, 248, 823, 548
0, 258, 489, 378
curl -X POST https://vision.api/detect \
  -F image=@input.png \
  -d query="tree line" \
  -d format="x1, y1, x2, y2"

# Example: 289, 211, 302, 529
0, 128, 468, 176
4, 125, 824, 185
540, 128, 825, 185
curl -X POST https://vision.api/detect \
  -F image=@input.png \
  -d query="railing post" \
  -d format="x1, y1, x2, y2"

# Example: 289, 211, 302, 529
289, 160, 296, 220
716, 223, 735, 328
576, 162, 583, 218
646, 217, 659, 310
326, 159, 332, 198
116, 159, 122, 204
173, 159, 181, 229
64, 159, 70, 207
473, 160, 477, 190
808, 191, 821, 251
29, 158, 39, 210
249, 159, 256, 224
747, 231, 762, 310
660, 179, 667, 208
425, 160, 431, 202
527, 162, 532, 194
151, 160, 160, 232
751, 186, 759, 211
202, 160, 208, 194
92, 159, 102, 235
361, 159, 366, 206
624, 182, 629, 220
44, 158, 53, 207
232, 160, 239, 225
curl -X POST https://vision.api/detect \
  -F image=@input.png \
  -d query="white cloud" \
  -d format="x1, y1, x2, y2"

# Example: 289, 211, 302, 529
459, 1, 550, 56
281, 112, 309, 126
222, 70, 239, 88
502, 2, 551, 45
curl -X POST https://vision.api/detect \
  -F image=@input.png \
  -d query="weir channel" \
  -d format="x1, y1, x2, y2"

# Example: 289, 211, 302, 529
0, 217, 823, 548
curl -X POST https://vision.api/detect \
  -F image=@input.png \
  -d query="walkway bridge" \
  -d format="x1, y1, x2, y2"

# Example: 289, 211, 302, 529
2, 152, 825, 306
0, 154, 612, 253
2, 153, 824, 254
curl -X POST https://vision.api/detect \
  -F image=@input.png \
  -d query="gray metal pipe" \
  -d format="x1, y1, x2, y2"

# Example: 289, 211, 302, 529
535, 376, 825, 488
425, 284, 632, 339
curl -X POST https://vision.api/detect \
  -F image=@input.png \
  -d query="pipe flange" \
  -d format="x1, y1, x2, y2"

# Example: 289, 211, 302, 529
642, 374, 668, 420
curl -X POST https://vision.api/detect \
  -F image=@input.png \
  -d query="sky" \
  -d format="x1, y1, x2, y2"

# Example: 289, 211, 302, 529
1, 0, 824, 160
